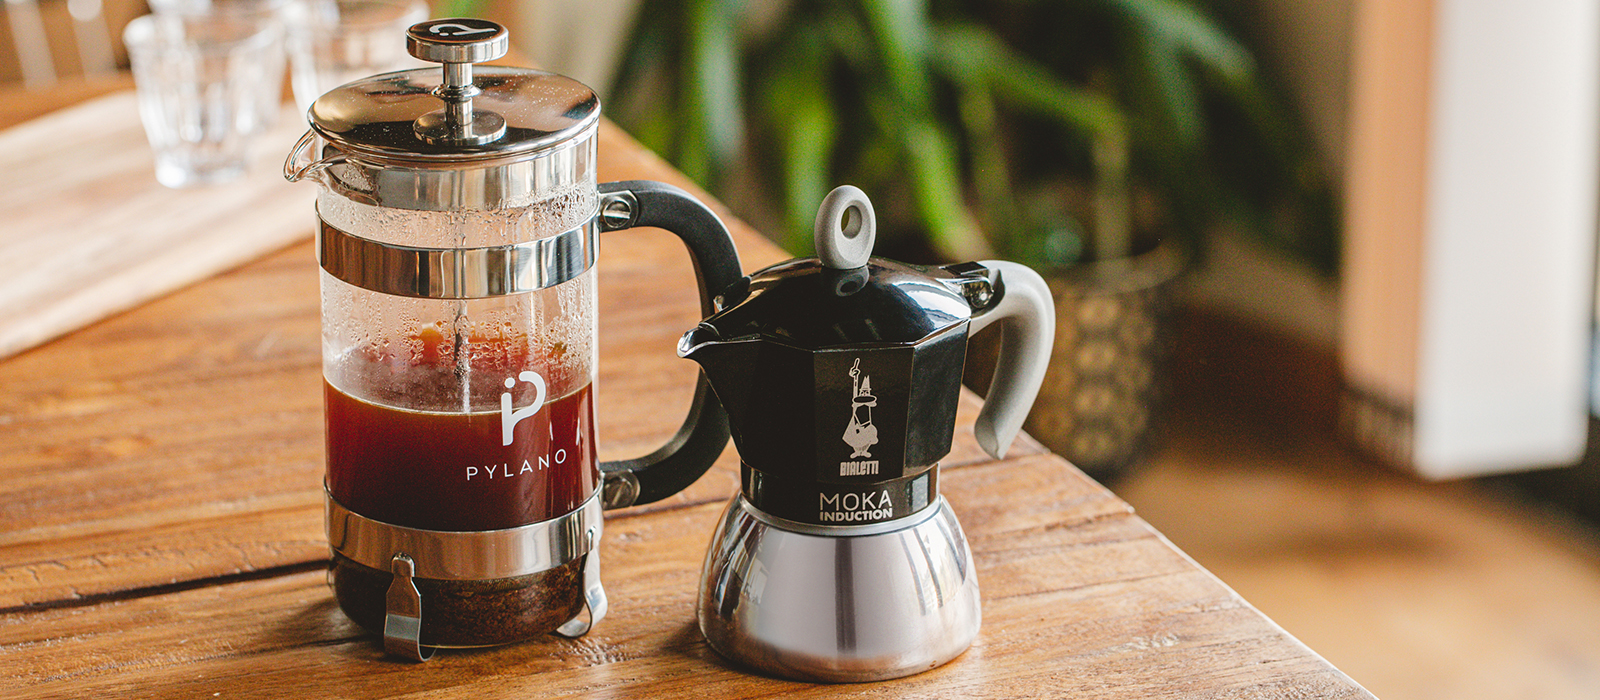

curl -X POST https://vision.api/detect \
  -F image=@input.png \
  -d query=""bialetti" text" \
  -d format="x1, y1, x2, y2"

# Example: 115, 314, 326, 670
839, 460, 880, 476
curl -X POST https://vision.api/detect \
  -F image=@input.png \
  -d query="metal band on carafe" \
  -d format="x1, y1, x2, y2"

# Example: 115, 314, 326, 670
317, 215, 598, 299
326, 489, 603, 581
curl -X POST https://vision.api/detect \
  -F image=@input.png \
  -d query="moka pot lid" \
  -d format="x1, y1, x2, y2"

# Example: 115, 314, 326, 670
691, 188, 993, 351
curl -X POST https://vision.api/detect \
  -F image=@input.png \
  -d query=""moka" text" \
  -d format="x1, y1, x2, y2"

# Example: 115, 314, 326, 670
819, 489, 893, 523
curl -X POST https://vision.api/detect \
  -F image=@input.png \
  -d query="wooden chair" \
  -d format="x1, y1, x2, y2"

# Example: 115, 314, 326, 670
0, 0, 137, 87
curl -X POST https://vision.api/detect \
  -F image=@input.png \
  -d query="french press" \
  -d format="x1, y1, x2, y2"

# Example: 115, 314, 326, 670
284, 18, 741, 659
681, 186, 1054, 681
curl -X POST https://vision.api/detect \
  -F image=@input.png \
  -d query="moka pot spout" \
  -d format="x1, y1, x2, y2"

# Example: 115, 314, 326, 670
676, 322, 722, 360
676, 324, 766, 442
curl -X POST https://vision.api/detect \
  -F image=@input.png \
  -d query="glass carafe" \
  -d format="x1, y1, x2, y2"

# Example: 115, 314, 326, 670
285, 18, 741, 659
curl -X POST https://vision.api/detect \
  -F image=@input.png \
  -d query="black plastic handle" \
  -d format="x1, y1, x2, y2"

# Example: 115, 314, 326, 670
596, 180, 743, 509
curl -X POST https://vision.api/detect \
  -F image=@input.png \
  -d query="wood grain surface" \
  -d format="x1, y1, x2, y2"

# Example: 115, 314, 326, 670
4, 456, 1367, 700
0, 85, 1374, 698
0, 90, 317, 360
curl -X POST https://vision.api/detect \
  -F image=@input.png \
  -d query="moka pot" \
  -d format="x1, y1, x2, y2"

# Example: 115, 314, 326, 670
681, 186, 1055, 681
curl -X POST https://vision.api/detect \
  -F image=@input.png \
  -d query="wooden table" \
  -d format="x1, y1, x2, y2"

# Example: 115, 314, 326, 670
0, 81, 1375, 699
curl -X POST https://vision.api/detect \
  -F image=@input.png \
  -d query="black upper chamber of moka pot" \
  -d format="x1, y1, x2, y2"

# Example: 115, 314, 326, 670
680, 186, 1053, 528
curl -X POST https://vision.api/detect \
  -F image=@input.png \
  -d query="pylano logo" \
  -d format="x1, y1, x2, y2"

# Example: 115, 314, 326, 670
501, 371, 547, 446
466, 371, 567, 483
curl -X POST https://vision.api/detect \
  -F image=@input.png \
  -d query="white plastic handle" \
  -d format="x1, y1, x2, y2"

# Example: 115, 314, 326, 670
968, 261, 1055, 459
813, 185, 876, 269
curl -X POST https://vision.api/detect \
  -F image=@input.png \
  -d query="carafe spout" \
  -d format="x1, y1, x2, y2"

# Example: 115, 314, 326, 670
283, 129, 345, 185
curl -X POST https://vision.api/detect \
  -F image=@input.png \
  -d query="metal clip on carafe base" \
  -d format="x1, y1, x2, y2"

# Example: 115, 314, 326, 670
553, 541, 607, 638
384, 554, 434, 661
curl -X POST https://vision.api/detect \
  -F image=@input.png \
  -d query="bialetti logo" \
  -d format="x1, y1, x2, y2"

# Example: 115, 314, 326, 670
819, 489, 894, 523
501, 371, 547, 446
840, 358, 880, 476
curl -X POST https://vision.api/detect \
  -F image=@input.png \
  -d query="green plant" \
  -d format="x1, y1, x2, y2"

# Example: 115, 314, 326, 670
610, 0, 1338, 273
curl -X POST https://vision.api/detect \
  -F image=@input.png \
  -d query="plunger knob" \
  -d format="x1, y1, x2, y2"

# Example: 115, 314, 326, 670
406, 18, 510, 145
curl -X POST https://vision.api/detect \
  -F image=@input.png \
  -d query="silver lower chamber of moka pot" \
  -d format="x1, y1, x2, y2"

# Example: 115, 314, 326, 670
697, 493, 981, 683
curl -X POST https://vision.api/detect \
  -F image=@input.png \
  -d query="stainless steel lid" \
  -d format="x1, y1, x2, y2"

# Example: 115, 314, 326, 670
306, 18, 599, 166
287, 18, 602, 211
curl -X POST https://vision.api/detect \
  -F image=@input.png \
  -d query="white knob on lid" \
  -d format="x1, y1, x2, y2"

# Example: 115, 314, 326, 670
814, 185, 876, 270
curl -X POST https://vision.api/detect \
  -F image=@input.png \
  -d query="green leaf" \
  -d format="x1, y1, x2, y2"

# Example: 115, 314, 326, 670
1138, 33, 1204, 148
860, 0, 935, 111
903, 120, 989, 261
687, 0, 745, 173
933, 24, 1122, 139
667, 0, 745, 185
817, 4, 876, 69
854, 1, 988, 259
1109, 0, 1253, 81
1090, 122, 1132, 260
607, 2, 683, 167
1108, 0, 1256, 151
434, 0, 483, 19
760, 28, 838, 254
779, 102, 836, 256
931, 23, 1131, 258
953, 76, 1020, 255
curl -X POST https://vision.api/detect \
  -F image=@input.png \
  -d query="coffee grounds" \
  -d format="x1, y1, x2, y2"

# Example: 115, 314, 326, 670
331, 552, 586, 648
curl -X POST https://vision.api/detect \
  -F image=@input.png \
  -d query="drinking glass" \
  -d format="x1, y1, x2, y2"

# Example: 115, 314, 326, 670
287, 0, 430, 112
123, 13, 286, 188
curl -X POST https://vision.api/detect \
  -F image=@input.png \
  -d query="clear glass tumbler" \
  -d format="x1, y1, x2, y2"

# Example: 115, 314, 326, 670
287, 0, 429, 112
123, 13, 286, 188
